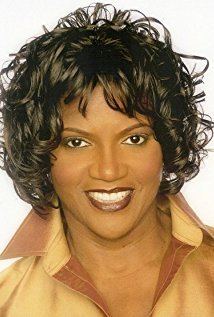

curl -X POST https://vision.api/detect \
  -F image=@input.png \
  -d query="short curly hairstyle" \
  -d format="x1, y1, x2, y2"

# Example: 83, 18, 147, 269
0, 2, 213, 216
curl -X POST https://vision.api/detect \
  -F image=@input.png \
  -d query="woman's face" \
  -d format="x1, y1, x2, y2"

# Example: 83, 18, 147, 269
51, 85, 163, 240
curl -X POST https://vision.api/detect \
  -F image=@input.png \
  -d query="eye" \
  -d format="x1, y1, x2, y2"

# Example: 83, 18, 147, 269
122, 134, 148, 145
63, 137, 90, 148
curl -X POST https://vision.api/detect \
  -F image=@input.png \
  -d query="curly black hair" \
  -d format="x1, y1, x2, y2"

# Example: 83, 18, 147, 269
0, 3, 213, 216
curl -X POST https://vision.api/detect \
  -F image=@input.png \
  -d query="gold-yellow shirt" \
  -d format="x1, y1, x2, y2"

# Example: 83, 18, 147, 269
0, 192, 213, 317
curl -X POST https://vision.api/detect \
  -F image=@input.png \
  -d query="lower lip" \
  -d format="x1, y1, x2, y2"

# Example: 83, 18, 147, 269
85, 191, 133, 212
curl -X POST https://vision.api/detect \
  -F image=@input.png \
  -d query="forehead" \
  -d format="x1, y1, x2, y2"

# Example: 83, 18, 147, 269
60, 85, 152, 128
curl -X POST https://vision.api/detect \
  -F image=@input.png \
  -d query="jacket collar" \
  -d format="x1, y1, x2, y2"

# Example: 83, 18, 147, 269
0, 191, 213, 263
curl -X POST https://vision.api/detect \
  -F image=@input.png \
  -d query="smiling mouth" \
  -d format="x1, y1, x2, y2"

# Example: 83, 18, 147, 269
85, 190, 134, 212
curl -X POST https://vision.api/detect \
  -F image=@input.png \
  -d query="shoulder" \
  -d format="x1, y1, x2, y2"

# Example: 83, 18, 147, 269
0, 255, 38, 277
202, 224, 214, 248
0, 256, 39, 304
189, 225, 214, 272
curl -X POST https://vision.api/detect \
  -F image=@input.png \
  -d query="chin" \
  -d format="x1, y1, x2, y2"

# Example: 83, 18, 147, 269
84, 210, 142, 242
89, 225, 135, 242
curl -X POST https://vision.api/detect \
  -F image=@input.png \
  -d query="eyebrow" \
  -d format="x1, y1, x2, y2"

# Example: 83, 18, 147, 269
63, 122, 153, 136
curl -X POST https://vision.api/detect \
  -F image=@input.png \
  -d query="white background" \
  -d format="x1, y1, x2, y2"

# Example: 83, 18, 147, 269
0, 0, 214, 271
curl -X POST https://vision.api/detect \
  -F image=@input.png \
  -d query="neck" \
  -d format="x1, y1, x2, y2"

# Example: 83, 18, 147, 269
64, 203, 171, 280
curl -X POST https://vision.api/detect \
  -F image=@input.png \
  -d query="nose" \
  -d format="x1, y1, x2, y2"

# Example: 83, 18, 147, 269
88, 147, 128, 182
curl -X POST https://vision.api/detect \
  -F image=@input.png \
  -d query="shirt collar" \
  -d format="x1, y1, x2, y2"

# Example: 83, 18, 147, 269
0, 192, 213, 264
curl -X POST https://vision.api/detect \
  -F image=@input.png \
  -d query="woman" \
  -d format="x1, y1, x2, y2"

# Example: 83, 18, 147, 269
0, 3, 213, 317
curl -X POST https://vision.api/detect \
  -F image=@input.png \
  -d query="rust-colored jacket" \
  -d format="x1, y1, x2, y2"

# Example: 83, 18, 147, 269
0, 192, 213, 317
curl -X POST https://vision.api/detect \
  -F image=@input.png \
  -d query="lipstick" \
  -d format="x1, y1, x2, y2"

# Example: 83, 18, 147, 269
85, 190, 133, 212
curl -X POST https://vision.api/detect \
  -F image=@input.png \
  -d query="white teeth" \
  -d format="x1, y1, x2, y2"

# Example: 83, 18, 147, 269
88, 190, 131, 203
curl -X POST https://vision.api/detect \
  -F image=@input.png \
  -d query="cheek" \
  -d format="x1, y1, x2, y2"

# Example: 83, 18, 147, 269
50, 152, 87, 194
134, 142, 163, 185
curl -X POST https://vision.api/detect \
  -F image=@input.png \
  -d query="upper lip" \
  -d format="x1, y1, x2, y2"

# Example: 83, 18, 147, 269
85, 187, 134, 194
